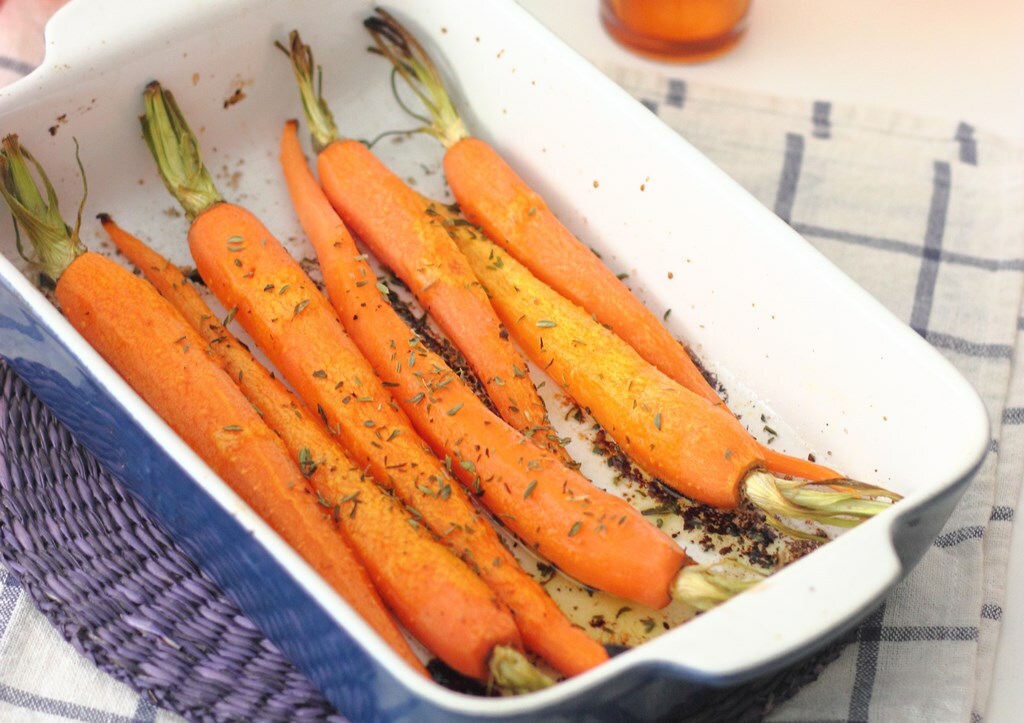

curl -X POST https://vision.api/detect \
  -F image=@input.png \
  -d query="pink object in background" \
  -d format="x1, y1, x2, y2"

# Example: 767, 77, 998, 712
0, 0, 70, 88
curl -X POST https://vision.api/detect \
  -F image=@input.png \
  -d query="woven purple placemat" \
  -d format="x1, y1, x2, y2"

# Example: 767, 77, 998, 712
0, 358, 344, 722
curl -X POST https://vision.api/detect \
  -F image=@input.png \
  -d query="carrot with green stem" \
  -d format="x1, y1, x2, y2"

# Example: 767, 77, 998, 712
98, 214, 552, 690
0, 134, 425, 676
277, 31, 570, 464
143, 82, 766, 667
364, 8, 841, 484
137, 83, 563, 689
278, 117, 767, 611
139, 82, 614, 681
446, 216, 901, 540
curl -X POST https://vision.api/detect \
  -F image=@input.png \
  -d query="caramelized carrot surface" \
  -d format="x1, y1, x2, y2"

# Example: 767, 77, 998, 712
101, 215, 520, 681
56, 251, 426, 674
317, 138, 568, 461
277, 120, 689, 611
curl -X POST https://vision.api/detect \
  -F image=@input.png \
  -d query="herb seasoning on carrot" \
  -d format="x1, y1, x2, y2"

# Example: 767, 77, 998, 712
98, 213, 547, 688
278, 31, 569, 463
276, 116, 767, 611
138, 81, 625, 681
449, 219, 901, 539
364, 9, 844, 485
0, 134, 426, 677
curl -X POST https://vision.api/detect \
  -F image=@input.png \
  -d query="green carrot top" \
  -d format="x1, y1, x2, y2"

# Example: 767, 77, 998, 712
276, 30, 341, 155
0, 134, 86, 284
363, 9, 468, 149
140, 81, 223, 222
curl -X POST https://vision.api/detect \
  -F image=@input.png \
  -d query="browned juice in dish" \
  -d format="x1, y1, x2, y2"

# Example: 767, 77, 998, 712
601, 0, 751, 62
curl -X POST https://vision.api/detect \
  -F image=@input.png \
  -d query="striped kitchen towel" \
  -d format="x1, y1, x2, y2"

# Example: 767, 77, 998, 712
606, 66, 1024, 722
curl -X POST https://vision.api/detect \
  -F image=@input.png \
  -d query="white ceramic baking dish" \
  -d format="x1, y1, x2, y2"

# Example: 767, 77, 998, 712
0, 0, 989, 719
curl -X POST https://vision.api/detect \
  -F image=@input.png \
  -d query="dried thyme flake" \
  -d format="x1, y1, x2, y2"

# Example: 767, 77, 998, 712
293, 299, 311, 317
298, 447, 318, 477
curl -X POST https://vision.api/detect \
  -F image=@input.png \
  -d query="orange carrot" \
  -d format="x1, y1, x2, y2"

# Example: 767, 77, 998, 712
456, 226, 762, 508
143, 77, 687, 611
276, 118, 690, 609
99, 214, 532, 684
175, 115, 684, 609
280, 119, 609, 675
451, 222, 900, 533
0, 134, 425, 676
278, 32, 567, 463
138, 84, 561, 690
365, 9, 842, 484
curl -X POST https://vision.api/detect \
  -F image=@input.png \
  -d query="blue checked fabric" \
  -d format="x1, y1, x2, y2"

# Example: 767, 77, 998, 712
606, 66, 1024, 722
0, 566, 177, 723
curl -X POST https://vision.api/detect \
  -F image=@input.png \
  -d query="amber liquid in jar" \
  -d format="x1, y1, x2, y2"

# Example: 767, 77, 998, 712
601, 0, 751, 62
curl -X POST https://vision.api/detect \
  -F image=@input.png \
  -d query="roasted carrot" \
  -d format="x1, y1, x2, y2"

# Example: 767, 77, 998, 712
450, 220, 901, 536
274, 115, 761, 618
273, 115, 690, 607
365, 9, 842, 484
145, 78, 685, 607
280, 119, 612, 675
0, 134, 425, 676
278, 32, 569, 463
138, 83, 559, 690
99, 214, 538, 686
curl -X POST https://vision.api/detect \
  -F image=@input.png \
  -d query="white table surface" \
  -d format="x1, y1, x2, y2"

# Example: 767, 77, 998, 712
515, 0, 1024, 719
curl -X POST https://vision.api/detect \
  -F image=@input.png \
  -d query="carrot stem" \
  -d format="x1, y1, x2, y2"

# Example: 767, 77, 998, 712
364, 10, 468, 149
489, 645, 555, 695
0, 135, 86, 283
275, 31, 340, 154
670, 561, 767, 612
140, 81, 222, 220
743, 471, 901, 542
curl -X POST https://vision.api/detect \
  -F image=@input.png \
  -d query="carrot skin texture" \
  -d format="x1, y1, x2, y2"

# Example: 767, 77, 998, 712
316, 139, 566, 460
101, 218, 519, 681
54, 251, 425, 675
281, 123, 608, 674
280, 122, 687, 612
182, 204, 527, 679
184, 201, 496, 583
454, 231, 764, 509
443, 137, 716, 402
443, 137, 840, 482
